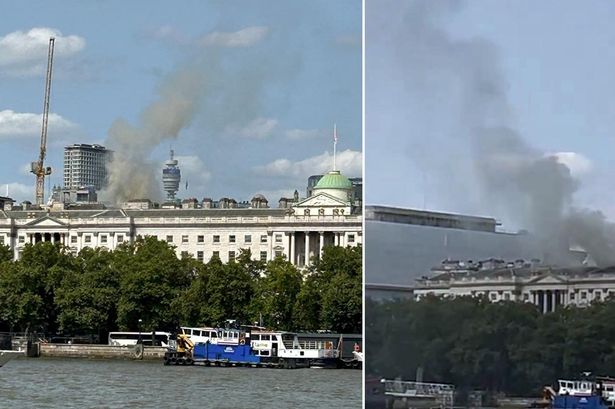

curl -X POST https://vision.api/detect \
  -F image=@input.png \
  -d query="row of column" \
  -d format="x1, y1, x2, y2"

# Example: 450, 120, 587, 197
531, 289, 565, 314
285, 231, 350, 267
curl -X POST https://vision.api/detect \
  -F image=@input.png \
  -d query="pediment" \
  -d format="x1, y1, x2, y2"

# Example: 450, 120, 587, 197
25, 216, 67, 227
527, 273, 567, 285
294, 193, 348, 208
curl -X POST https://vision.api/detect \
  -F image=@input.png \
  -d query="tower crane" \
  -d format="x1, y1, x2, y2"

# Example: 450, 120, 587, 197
31, 37, 55, 206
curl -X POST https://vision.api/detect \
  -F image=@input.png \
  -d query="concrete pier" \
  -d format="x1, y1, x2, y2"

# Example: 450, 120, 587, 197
38, 343, 166, 360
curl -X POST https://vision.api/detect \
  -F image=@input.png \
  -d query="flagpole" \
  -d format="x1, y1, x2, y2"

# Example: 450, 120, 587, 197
333, 123, 337, 171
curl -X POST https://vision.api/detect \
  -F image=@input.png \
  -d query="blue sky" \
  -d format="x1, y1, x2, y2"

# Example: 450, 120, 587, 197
0, 0, 361, 204
367, 0, 615, 228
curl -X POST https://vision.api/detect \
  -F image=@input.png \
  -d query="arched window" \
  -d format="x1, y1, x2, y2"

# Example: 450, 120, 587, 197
304, 208, 310, 216
318, 208, 325, 215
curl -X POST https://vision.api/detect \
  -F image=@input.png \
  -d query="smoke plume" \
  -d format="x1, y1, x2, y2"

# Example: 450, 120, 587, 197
100, 64, 207, 203
375, 0, 615, 265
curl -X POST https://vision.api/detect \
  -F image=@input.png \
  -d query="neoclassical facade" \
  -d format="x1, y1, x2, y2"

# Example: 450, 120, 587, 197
413, 260, 615, 313
0, 170, 362, 266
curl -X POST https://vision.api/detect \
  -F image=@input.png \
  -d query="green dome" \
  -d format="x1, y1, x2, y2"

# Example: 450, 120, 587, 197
314, 170, 352, 190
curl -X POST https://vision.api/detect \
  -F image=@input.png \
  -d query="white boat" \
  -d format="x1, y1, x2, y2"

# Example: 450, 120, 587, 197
179, 326, 221, 345
0, 350, 23, 367
353, 350, 364, 362
251, 330, 339, 368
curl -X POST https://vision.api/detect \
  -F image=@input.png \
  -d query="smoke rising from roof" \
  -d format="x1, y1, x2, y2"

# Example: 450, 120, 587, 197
100, 64, 207, 203
378, 0, 615, 265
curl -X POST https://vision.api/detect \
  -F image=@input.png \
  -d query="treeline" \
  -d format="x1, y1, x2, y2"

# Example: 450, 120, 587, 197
0, 237, 361, 340
367, 295, 615, 397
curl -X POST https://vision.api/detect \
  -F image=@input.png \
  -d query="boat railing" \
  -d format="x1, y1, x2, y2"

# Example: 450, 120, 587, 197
382, 379, 455, 408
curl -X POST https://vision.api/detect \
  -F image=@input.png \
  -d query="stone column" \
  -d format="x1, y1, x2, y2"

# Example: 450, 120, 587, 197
28, 233, 33, 244
290, 232, 296, 265
319, 231, 324, 258
93, 232, 99, 248
304, 232, 310, 266
109, 232, 116, 250
51, 233, 55, 244
77, 232, 83, 250
339, 233, 345, 247
268, 232, 273, 261
542, 291, 548, 314
334, 233, 339, 246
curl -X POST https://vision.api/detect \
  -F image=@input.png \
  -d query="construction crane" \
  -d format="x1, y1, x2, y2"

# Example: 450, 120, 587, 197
31, 37, 55, 206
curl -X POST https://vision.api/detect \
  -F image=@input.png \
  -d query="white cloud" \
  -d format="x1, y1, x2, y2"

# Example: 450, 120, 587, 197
0, 27, 85, 76
148, 25, 188, 45
0, 182, 33, 202
0, 110, 78, 140
227, 117, 279, 139
167, 155, 212, 198
199, 26, 269, 48
285, 128, 325, 140
257, 149, 363, 179
549, 151, 593, 177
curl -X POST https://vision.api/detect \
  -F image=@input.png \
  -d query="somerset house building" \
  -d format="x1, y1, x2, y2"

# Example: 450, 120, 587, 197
0, 169, 361, 266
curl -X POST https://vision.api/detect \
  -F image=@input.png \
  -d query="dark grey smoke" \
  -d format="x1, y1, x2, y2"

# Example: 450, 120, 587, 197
378, 0, 615, 265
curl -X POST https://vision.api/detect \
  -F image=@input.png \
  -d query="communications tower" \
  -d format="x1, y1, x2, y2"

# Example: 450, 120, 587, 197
162, 149, 181, 201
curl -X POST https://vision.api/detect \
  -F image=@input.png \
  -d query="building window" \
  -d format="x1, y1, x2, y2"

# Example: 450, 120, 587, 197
84, 235, 91, 244
581, 291, 587, 300
275, 250, 283, 258
228, 251, 236, 262
275, 234, 282, 243
260, 235, 267, 244
229, 235, 236, 243
595, 292, 602, 301
0, 236, 4, 245
244, 234, 251, 244
18, 236, 24, 244
197, 251, 204, 262
182, 235, 189, 244
166, 235, 173, 243
117, 235, 124, 243
213, 235, 220, 243
260, 251, 267, 261
70, 236, 77, 244
212, 251, 220, 259
348, 234, 355, 243
504, 293, 511, 301
197, 235, 204, 244
100, 235, 107, 244
570, 292, 576, 300
490, 292, 497, 301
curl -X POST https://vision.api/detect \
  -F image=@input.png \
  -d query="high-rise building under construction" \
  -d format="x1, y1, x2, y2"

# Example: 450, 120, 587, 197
63, 144, 111, 190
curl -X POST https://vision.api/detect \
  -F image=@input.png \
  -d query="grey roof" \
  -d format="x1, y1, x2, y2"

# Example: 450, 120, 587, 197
0, 207, 289, 220
421, 265, 615, 283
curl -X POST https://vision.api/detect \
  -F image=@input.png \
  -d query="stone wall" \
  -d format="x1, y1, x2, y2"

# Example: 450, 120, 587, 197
39, 343, 166, 360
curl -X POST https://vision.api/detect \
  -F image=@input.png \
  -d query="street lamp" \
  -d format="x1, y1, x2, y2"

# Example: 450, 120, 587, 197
138, 319, 143, 344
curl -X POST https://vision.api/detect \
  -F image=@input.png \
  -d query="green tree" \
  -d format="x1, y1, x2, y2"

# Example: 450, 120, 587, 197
55, 247, 119, 339
254, 257, 302, 330
0, 244, 12, 263
114, 236, 191, 331
0, 242, 75, 333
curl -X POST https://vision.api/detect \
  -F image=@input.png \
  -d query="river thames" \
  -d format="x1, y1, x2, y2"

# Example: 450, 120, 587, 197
0, 358, 361, 408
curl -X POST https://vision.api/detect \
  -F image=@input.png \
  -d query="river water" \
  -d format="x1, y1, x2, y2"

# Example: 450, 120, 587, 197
0, 357, 361, 408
